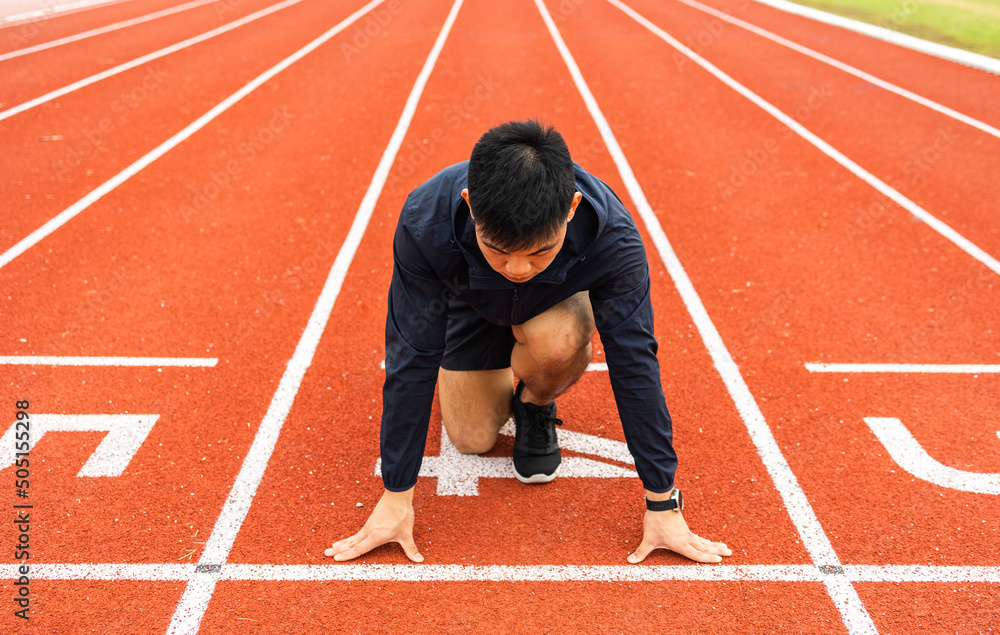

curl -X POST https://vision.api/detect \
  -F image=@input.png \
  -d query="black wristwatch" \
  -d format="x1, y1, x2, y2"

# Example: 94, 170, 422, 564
645, 489, 683, 512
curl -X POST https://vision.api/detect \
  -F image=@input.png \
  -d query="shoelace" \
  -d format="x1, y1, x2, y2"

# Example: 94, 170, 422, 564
524, 404, 563, 447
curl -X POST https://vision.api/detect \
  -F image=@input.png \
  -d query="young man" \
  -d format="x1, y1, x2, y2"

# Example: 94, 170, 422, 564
326, 120, 730, 564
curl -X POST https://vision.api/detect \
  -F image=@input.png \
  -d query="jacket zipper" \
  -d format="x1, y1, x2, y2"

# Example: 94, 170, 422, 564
510, 288, 518, 323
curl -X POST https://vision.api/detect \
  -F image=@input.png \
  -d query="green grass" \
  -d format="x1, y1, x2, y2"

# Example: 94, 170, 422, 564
781, 0, 1000, 58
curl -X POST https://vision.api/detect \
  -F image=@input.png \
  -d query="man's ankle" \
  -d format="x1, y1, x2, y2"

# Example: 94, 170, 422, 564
517, 382, 553, 407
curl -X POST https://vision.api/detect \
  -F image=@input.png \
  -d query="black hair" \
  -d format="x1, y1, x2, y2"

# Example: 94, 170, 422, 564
466, 120, 575, 253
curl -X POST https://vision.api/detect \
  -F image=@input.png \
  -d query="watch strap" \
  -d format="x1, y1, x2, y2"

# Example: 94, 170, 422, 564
645, 490, 682, 512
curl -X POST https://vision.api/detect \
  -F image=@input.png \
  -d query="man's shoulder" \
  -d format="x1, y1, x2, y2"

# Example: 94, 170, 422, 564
413, 160, 468, 192
402, 161, 468, 227
572, 163, 636, 234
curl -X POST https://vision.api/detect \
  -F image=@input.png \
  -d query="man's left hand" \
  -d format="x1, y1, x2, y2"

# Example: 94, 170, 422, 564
627, 494, 732, 564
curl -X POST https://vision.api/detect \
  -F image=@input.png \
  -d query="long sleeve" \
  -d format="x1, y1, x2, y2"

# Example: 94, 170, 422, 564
590, 227, 677, 493
379, 217, 449, 492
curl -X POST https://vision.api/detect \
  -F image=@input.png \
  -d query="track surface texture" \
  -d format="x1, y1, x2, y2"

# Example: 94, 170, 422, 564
1, 0, 997, 633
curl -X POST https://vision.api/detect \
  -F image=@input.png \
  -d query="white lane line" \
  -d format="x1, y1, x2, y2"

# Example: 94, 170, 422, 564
750, 0, 1000, 75
609, 0, 1000, 280
0, 0, 349, 273
670, 0, 1000, 140
0, 0, 217, 62
165, 0, 464, 632
0, 0, 306, 122
0, 355, 217, 366
535, 0, 876, 633
806, 363, 1000, 373
8, 563, 1000, 583
865, 417, 1000, 495
0, 0, 136, 26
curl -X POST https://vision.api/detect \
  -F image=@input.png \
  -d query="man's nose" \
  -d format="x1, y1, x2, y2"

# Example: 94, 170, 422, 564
506, 258, 531, 276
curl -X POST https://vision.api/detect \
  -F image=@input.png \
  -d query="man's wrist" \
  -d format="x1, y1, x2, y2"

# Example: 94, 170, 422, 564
382, 487, 415, 504
644, 488, 674, 502
644, 488, 683, 512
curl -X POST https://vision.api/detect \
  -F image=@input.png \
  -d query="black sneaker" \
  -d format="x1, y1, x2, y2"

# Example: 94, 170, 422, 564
511, 380, 562, 483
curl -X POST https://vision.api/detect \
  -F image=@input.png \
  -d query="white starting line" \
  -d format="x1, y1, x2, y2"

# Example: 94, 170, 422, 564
4, 562, 999, 584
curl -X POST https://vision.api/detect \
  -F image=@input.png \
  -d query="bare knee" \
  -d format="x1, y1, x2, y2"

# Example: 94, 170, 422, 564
446, 422, 499, 454
534, 330, 593, 371
515, 291, 595, 371
439, 368, 512, 454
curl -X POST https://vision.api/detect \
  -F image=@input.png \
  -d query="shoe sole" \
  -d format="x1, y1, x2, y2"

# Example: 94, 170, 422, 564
513, 466, 558, 484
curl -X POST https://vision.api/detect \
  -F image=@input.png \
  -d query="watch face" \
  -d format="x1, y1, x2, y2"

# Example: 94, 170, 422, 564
673, 489, 684, 511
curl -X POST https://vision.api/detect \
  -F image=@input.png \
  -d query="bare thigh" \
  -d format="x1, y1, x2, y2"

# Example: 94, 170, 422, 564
439, 367, 514, 454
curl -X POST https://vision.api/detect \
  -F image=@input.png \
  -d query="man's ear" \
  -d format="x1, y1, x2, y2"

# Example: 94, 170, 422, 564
461, 188, 473, 220
566, 191, 582, 223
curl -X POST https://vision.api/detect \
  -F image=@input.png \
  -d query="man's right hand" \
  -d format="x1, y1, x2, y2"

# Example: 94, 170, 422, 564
324, 487, 424, 563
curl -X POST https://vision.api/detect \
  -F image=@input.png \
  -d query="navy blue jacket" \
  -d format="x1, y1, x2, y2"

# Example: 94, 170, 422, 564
381, 161, 677, 493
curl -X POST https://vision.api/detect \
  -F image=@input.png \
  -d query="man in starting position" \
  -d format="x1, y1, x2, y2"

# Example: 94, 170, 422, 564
326, 120, 730, 564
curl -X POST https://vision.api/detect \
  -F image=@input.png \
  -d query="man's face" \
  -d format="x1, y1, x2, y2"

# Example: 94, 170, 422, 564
463, 190, 582, 283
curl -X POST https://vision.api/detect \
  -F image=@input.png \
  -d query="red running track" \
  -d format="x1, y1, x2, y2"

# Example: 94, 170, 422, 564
1, 0, 997, 632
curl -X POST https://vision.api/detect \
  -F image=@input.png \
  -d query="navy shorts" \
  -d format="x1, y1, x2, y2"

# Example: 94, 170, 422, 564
441, 296, 516, 371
